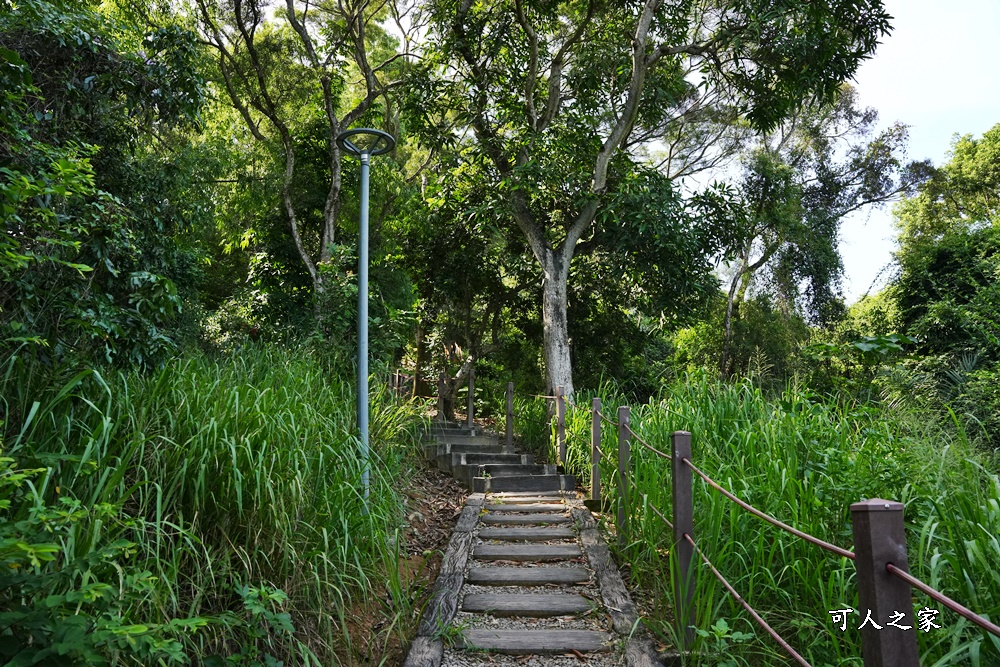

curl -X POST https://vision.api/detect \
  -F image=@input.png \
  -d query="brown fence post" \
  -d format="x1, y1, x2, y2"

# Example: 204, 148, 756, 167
672, 431, 694, 650
850, 499, 919, 667
467, 366, 475, 428
591, 398, 602, 506
617, 406, 631, 550
506, 382, 514, 449
556, 386, 566, 466
437, 372, 445, 421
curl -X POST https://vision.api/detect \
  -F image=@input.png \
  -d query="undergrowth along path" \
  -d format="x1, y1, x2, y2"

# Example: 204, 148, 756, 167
404, 422, 664, 667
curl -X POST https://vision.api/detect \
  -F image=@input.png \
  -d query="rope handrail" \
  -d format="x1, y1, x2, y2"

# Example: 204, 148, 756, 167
645, 496, 673, 530
623, 423, 671, 459
684, 533, 813, 667
886, 564, 1000, 638
682, 457, 856, 561
594, 408, 619, 427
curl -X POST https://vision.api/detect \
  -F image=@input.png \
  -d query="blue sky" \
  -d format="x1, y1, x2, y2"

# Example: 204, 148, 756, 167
838, 0, 1000, 302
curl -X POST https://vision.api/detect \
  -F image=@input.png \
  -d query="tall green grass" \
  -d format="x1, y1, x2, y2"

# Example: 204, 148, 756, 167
1, 344, 428, 664
515, 373, 1000, 666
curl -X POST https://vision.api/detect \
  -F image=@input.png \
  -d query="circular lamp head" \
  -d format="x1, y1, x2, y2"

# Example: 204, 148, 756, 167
336, 128, 396, 157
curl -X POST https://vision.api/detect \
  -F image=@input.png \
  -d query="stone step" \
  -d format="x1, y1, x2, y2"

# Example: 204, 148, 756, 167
462, 593, 592, 617
453, 463, 556, 484
473, 474, 575, 493
466, 566, 591, 586
484, 503, 566, 512
477, 526, 576, 541
473, 544, 583, 562
480, 513, 573, 525
459, 629, 612, 654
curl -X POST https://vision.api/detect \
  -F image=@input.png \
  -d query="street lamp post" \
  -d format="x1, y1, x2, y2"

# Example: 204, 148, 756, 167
335, 128, 396, 503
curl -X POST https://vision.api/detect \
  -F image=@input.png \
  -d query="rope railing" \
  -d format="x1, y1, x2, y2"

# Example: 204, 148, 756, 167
644, 495, 673, 530
683, 457, 856, 561
594, 407, 619, 427
886, 564, 1000, 638
685, 533, 813, 667
624, 423, 671, 460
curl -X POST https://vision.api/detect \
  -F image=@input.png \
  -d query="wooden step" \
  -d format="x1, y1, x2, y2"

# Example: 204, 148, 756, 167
478, 526, 576, 541
459, 629, 612, 654
480, 513, 572, 525
473, 474, 575, 493
462, 593, 592, 617
484, 503, 566, 512
466, 566, 590, 586
473, 544, 583, 561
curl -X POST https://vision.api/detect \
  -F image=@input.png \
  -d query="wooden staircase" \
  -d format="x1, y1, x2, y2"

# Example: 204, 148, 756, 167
424, 421, 575, 493
404, 422, 661, 666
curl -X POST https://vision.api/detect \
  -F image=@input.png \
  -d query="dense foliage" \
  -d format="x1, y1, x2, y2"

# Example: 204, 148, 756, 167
2, 0, 998, 663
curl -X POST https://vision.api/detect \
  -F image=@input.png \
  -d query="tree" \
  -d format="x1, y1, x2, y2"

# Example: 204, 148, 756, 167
409, 0, 893, 398
887, 124, 1000, 445
191, 0, 414, 312
715, 85, 929, 375
1, 0, 207, 365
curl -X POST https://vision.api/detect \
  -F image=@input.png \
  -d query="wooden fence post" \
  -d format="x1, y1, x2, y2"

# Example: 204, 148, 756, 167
506, 382, 514, 450
556, 386, 566, 466
850, 499, 919, 667
467, 366, 475, 428
591, 398, 601, 506
437, 372, 445, 421
617, 406, 631, 550
672, 430, 695, 651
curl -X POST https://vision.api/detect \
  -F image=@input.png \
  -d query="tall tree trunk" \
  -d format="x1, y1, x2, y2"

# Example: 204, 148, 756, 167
720, 250, 749, 377
541, 246, 574, 400
413, 316, 426, 398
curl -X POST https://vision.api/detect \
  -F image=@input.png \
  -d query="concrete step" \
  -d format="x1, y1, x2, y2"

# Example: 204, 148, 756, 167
484, 503, 566, 512
480, 513, 573, 525
453, 464, 557, 485
466, 566, 590, 586
428, 421, 479, 434
462, 593, 592, 617
459, 629, 612, 654
439, 452, 532, 473
427, 434, 499, 447
472, 474, 575, 493
490, 495, 570, 503
478, 526, 576, 541
424, 443, 514, 462
473, 544, 583, 562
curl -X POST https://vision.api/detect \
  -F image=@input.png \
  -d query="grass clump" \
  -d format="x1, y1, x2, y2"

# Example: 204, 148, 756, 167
0, 343, 428, 664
